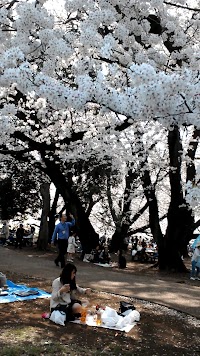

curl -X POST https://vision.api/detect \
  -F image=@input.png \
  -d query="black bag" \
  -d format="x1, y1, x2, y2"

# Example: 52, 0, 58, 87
119, 301, 135, 314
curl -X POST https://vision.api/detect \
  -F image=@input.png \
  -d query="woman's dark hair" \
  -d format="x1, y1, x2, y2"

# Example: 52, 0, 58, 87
60, 263, 77, 290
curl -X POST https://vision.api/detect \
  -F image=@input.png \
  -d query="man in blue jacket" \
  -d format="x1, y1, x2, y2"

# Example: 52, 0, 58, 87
51, 213, 75, 268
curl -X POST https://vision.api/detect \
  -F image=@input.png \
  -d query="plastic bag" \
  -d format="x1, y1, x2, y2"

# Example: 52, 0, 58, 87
102, 306, 118, 318
101, 307, 120, 327
101, 316, 121, 327
50, 310, 66, 326
123, 310, 140, 325
116, 310, 140, 328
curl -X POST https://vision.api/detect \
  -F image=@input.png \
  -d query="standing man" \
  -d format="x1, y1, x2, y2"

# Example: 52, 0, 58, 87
15, 224, 24, 249
51, 213, 75, 268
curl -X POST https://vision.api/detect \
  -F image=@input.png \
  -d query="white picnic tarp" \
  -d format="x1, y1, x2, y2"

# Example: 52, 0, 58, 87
71, 307, 140, 333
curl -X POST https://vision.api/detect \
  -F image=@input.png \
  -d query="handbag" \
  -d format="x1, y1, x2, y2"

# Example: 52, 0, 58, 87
119, 301, 135, 314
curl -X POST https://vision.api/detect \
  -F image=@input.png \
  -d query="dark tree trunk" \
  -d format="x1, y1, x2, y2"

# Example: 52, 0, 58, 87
110, 166, 137, 251
64, 190, 99, 250
136, 129, 164, 268
43, 159, 99, 251
165, 126, 190, 272
186, 128, 200, 185
38, 182, 50, 250
140, 168, 166, 269
111, 223, 123, 252
48, 188, 59, 243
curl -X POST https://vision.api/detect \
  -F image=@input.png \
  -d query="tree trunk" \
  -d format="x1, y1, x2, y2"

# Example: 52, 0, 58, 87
110, 222, 123, 252
165, 126, 189, 271
37, 182, 50, 250
43, 159, 99, 251
135, 128, 164, 268
110, 166, 137, 251
140, 167, 166, 268
48, 188, 59, 243
64, 189, 99, 250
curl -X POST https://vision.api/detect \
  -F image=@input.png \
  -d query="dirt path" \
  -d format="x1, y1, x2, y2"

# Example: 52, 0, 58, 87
0, 245, 199, 318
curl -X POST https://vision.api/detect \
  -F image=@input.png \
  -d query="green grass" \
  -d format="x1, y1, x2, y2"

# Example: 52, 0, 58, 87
0, 343, 67, 356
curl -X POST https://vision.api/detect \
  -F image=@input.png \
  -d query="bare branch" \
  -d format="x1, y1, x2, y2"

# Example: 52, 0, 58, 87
164, 1, 200, 12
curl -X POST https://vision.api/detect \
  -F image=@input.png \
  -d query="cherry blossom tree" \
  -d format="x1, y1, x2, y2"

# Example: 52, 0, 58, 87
0, 0, 200, 269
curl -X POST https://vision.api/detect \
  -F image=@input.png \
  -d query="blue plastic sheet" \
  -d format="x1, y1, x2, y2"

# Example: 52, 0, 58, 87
0, 280, 50, 303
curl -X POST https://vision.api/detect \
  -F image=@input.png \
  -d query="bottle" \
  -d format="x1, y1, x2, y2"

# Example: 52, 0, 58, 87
80, 306, 87, 323
95, 306, 102, 326
96, 310, 102, 326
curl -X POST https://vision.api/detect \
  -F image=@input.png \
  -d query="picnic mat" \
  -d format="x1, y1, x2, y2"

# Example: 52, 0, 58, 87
71, 317, 136, 333
93, 263, 115, 268
0, 280, 50, 303
71, 307, 140, 333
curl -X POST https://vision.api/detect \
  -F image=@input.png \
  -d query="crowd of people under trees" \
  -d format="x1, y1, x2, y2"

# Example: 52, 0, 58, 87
0, 221, 35, 249
1, 212, 200, 279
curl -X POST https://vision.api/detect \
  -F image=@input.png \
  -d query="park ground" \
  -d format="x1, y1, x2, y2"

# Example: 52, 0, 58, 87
0, 245, 199, 356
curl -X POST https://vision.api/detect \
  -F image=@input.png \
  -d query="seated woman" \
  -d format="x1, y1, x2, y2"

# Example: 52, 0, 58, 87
90, 245, 101, 263
50, 263, 90, 322
99, 245, 111, 264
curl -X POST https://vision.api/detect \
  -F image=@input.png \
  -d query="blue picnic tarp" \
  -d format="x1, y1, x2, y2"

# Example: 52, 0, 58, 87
0, 280, 50, 303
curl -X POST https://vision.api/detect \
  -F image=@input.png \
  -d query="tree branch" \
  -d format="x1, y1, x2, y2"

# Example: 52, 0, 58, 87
164, 1, 200, 12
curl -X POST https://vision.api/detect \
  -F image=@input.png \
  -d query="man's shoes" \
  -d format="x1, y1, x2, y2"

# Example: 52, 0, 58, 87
196, 277, 200, 281
190, 277, 196, 280
54, 260, 59, 267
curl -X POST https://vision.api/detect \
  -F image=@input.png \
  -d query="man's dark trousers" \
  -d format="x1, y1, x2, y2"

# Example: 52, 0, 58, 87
55, 239, 68, 268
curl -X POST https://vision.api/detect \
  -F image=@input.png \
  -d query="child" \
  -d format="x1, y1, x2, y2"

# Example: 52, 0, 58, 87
67, 232, 77, 262
190, 242, 200, 280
